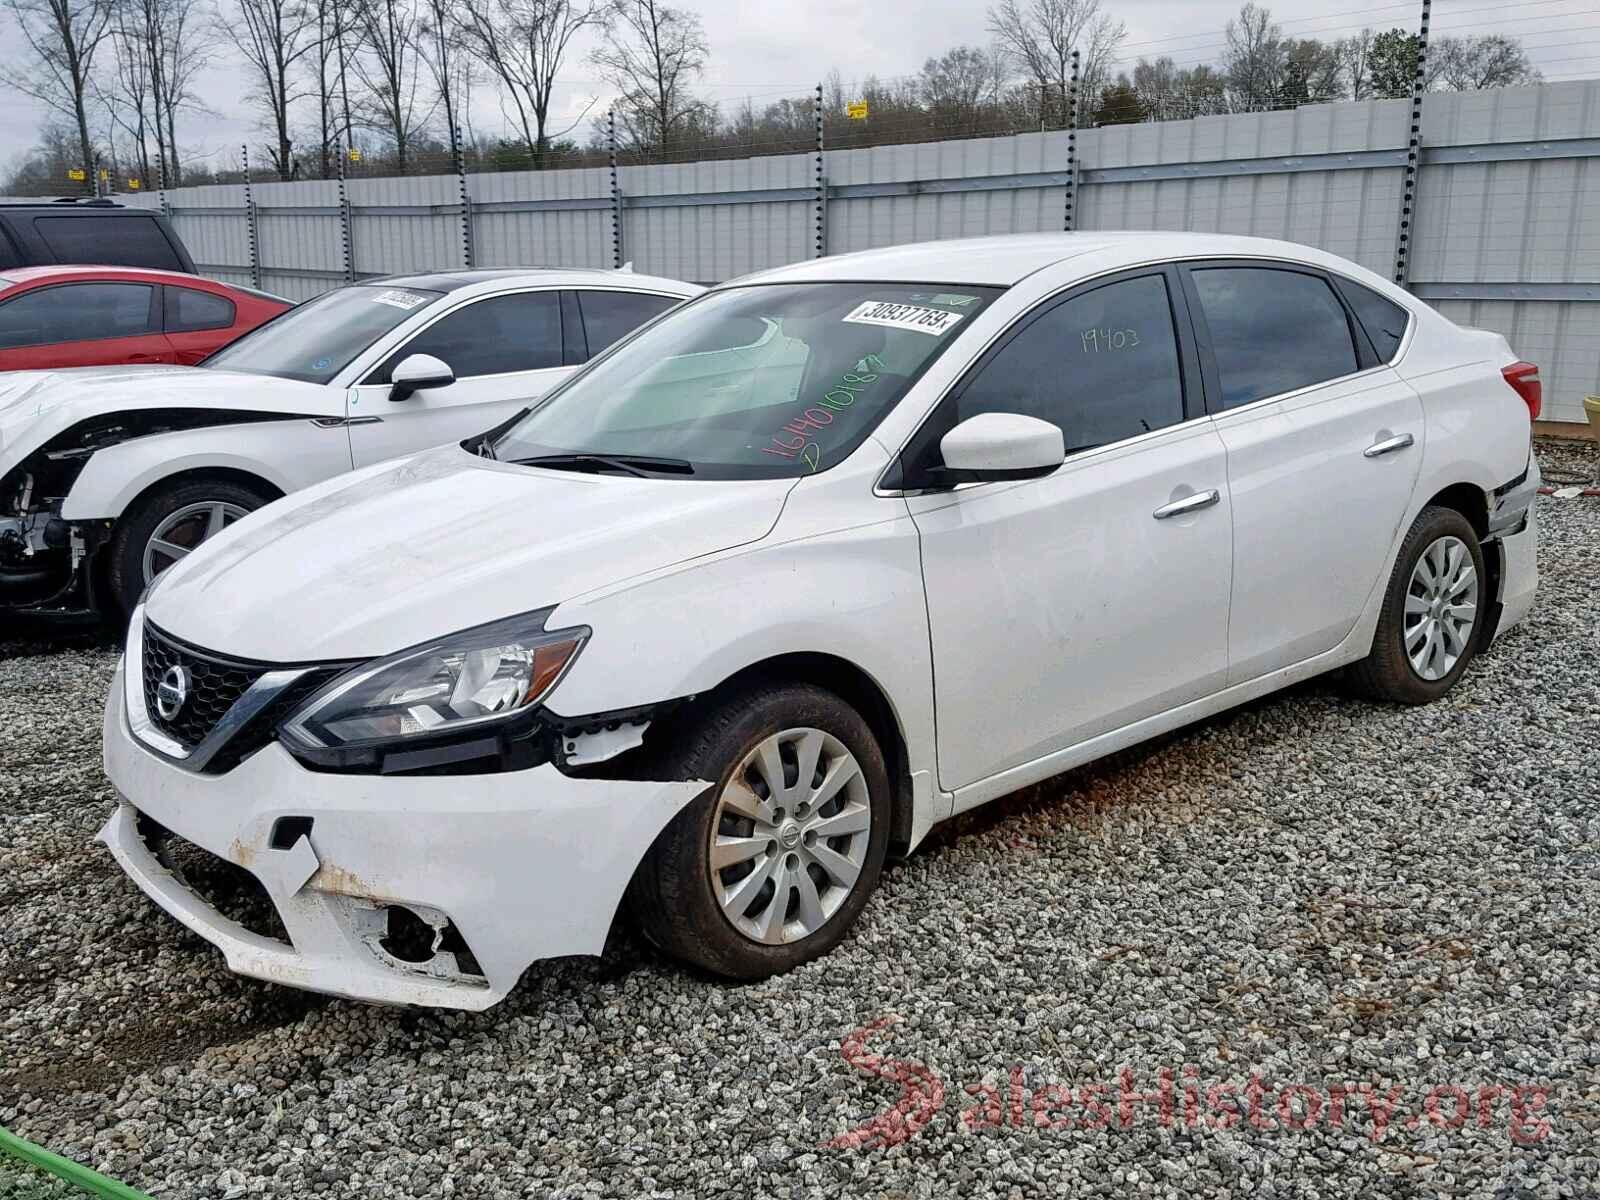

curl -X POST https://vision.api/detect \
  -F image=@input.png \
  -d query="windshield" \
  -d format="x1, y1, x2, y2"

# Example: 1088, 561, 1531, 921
490, 282, 1001, 478
203, 284, 443, 384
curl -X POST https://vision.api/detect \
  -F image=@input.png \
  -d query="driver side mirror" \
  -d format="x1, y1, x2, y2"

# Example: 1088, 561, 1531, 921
389, 353, 455, 401
926, 413, 1065, 484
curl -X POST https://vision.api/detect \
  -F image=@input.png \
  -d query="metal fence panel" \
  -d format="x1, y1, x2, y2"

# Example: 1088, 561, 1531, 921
143, 82, 1599, 422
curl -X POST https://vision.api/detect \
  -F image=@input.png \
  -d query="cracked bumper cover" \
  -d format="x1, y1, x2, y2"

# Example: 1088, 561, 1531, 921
100, 663, 708, 1009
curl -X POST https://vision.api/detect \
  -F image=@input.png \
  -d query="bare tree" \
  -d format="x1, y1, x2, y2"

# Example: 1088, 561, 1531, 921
102, 7, 156, 181
308, 0, 354, 174
416, 0, 466, 149
917, 45, 1007, 134
986, 0, 1126, 127
218, 0, 315, 178
0, 0, 116, 175
350, 0, 435, 172
590, 0, 709, 153
1336, 28, 1377, 100
1223, 3, 1286, 110
109, 0, 210, 183
1280, 37, 1342, 106
1432, 34, 1540, 92
1130, 56, 1228, 121
458, 0, 600, 165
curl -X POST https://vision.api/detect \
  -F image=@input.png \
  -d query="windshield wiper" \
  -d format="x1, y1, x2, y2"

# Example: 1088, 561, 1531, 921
510, 452, 696, 477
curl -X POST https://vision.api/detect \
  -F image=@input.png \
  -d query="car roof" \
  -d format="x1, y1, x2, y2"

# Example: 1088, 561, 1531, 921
725, 232, 1368, 288
0, 264, 232, 288
365, 268, 702, 296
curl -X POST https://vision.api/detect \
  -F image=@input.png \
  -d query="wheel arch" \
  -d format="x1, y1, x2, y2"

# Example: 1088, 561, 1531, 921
1421, 481, 1489, 538
116, 465, 285, 523
672, 651, 918, 853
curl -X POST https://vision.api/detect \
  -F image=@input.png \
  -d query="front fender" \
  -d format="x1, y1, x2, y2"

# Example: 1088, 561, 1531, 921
61, 418, 354, 520
545, 511, 942, 838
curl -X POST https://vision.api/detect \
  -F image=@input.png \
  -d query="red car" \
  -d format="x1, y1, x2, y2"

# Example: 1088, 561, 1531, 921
0, 266, 289, 371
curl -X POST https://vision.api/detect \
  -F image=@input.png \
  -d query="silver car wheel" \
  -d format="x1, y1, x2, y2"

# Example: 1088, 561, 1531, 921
1403, 534, 1478, 682
710, 727, 872, 945
142, 501, 249, 584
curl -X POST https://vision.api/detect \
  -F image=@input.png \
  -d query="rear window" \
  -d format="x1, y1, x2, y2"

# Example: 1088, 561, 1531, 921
165, 286, 236, 332
1337, 278, 1411, 363
575, 289, 680, 357
0, 282, 157, 348
33, 214, 185, 270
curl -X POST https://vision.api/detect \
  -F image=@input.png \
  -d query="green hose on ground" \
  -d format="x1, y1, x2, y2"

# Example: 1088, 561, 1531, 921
0, 1128, 155, 1200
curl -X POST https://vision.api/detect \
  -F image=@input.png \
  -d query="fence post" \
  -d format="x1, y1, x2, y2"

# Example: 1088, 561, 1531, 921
608, 108, 624, 268
454, 129, 474, 269
241, 144, 261, 290
1392, 0, 1432, 288
1064, 50, 1080, 232
156, 156, 169, 219
337, 141, 354, 284
814, 82, 827, 257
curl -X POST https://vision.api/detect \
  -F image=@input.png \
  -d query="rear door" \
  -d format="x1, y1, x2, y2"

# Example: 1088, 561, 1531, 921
1181, 261, 1424, 683
162, 283, 239, 364
346, 288, 568, 467
0, 280, 172, 369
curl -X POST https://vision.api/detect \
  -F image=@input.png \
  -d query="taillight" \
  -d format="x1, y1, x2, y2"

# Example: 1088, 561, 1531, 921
1502, 361, 1541, 420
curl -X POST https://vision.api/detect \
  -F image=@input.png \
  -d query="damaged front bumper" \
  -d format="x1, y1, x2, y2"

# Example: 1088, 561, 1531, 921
100, 663, 708, 1009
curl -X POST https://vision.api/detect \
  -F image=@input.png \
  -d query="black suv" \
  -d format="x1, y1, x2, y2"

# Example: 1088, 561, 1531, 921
0, 199, 197, 273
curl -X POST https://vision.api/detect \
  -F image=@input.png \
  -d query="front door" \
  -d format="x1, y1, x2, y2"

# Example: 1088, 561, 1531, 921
1181, 263, 1424, 682
904, 269, 1233, 797
347, 289, 571, 467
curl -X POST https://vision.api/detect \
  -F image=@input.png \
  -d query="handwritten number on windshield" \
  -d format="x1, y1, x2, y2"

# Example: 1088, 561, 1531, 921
761, 366, 882, 471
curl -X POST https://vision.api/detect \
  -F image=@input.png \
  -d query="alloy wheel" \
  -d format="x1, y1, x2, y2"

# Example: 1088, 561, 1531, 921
709, 727, 872, 944
1403, 535, 1478, 682
142, 501, 249, 585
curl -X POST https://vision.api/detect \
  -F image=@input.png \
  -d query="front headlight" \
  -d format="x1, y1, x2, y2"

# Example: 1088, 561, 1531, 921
281, 608, 587, 752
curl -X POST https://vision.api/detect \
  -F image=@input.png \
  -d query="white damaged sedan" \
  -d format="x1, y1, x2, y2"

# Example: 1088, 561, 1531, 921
101, 233, 1540, 1008
0, 268, 697, 619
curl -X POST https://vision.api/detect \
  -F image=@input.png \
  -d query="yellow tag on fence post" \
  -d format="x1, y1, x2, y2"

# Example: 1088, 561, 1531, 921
67, 167, 86, 181
847, 101, 869, 120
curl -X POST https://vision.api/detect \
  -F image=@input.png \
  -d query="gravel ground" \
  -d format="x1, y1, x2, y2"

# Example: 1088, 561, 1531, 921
3, 451, 1598, 1199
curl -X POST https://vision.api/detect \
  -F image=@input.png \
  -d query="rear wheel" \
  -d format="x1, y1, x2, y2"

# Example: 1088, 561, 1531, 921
627, 682, 891, 979
107, 478, 271, 618
1347, 505, 1486, 704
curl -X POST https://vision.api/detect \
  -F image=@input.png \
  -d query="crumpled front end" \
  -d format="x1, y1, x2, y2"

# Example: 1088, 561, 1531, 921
100, 653, 708, 1009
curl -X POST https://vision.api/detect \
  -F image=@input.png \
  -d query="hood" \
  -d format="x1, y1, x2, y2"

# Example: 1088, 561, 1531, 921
145, 444, 796, 661
0, 366, 333, 469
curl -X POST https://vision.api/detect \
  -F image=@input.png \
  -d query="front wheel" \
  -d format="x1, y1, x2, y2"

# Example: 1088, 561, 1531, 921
1347, 505, 1487, 704
106, 479, 271, 618
627, 683, 891, 980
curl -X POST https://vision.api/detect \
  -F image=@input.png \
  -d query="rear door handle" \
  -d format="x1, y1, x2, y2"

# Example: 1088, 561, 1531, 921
1363, 432, 1415, 458
1152, 489, 1221, 520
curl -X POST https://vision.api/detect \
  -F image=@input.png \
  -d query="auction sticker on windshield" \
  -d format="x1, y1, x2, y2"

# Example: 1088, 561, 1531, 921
372, 289, 432, 310
843, 301, 965, 336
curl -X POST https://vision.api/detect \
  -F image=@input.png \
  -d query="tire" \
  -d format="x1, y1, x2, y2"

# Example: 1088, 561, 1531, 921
106, 478, 272, 619
1347, 505, 1487, 705
626, 682, 891, 980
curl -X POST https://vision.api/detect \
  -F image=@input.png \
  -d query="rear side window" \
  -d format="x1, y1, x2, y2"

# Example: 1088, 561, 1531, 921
373, 290, 562, 381
166, 286, 236, 332
32, 214, 184, 270
1191, 267, 1359, 410
0, 227, 21, 271
0, 282, 156, 348
1336, 278, 1411, 363
951, 274, 1187, 452
576, 290, 679, 358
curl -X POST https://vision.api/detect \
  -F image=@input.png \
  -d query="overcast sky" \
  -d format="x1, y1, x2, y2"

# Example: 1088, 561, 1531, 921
2, 0, 1596, 176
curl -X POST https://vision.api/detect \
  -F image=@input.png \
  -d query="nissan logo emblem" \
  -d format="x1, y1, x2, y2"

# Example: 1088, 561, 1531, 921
155, 664, 189, 721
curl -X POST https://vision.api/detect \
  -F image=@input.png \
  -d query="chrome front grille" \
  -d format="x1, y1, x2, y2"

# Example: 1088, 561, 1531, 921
140, 623, 270, 750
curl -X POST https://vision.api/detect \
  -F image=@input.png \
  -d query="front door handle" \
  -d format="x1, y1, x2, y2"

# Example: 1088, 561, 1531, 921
1363, 432, 1415, 458
1152, 489, 1221, 520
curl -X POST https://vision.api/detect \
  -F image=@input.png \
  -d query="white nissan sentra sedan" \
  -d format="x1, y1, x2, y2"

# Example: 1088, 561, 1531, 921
100, 233, 1540, 1009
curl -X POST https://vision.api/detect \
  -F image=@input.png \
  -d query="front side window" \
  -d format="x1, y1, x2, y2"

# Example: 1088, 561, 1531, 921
950, 273, 1186, 452
203, 283, 443, 383
0, 282, 155, 348
1191, 267, 1359, 409
165, 286, 236, 332
576, 289, 679, 357
370, 290, 562, 382
491, 282, 1001, 479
